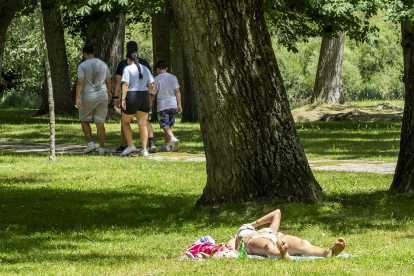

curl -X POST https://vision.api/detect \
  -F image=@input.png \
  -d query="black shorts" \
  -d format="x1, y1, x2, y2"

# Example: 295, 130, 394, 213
123, 91, 151, 115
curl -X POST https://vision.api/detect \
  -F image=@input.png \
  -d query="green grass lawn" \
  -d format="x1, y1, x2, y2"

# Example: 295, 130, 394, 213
0, 154, 413, 275
0, 107, 412, 275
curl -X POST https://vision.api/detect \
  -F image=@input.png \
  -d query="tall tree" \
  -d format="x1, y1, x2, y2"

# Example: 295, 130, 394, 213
151, 1, 171, 121
0, 1, 18, 76
85, 13, 126, 76
181, 54, 198, 122
37, 0, 56, 161
390, 0, 414, 192
36, 0, 75, 116
312, 32, 345, 104
172, 0, 323, 204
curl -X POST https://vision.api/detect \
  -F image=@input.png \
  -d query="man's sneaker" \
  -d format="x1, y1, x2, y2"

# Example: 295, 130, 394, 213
120, 145, 137, 156
171, 137, 179, 152
98, 147, 106, 156
149, 145, 157, 153
158, 144, 170, 152
115, 144, 127, 153
139, 149, 149, 157
83, 143, 96, 154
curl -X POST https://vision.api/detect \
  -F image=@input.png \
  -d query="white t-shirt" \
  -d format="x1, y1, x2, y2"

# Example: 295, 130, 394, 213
152, 73, 180, 112
77, 58, 111, 101
121, 64, 154, 91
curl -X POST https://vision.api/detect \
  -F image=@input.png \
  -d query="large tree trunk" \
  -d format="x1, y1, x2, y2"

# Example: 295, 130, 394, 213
36, 0, 75, 116
151, 2, 171, 122
312, 32, 345, 104
390, 15, 414, 192
0, 3, 16, 77
86, 13, 126, 76
172, 0, 323, 204
37, 0, 56, 161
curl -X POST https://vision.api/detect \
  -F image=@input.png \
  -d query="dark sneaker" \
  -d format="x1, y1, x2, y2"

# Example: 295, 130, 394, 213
115, 144, 127, 153
149, 145, 157, 153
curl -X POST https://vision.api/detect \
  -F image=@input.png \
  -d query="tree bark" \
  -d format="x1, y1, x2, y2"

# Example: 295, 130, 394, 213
85, 13, 126, 76
390, 14, 414, 192
36, 0, 75, 116
181, 53, 198, 122
151, 2, 171, 122
172, 0, 323, 204
170, 11, 198, 122
312, 32, 345, 104
37, 0, 56, 161
0, 3, 16, 77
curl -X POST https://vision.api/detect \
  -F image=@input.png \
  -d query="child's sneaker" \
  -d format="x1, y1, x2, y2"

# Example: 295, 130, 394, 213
139, 149, 149, 157
120, 145, 137, 156
150, 145, 157, 153
171, 137, 179, 152
98, 147, 106, 156
158, 144, 170, 152
83, 143, 96, 154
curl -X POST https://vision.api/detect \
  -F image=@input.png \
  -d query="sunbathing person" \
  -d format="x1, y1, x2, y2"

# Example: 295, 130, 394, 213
234, 209, 346, 259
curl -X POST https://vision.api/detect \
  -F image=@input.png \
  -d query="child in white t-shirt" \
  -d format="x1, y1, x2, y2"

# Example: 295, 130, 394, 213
151, 61, 182, 152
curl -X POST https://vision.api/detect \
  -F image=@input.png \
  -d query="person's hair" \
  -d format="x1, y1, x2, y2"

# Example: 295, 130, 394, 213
127, 51, 143, 80
155, 61, 168, 70
82, 44, 95, 55
126, 41, 138, 53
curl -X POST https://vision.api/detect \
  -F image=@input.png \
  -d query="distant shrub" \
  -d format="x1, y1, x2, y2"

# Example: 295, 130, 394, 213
0, 89, 42, 109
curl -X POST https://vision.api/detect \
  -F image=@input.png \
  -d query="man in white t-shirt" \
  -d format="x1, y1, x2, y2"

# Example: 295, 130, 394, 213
151, 61, 182, 152
76, 44, 112, 155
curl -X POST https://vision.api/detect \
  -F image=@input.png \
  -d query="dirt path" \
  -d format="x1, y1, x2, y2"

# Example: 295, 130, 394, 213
0, 141, 395, 174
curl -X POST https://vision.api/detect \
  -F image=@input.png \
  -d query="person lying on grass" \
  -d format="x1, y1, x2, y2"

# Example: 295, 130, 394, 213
229, 208, 346, 260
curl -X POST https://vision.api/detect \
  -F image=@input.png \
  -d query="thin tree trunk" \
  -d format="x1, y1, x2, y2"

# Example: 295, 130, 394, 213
36, 0, 75, 116
172, 0, 322, 204
37, 0, 56, 161
0, 4, 16, 76
312, 32, 345, 104
151, 2, 171, 122
390, 13, 414, 192
181, 53, 198, 122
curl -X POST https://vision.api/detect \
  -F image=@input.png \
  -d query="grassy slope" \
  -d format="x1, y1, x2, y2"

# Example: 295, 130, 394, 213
0, 105, 412, 275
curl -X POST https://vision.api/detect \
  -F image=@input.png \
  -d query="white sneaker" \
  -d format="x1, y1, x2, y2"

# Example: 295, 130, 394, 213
158, 144, 170, 152
171, 137, 179, 152
83, 143, 96, 154
139, 149, 149, 157
98, 147, 106, 156
150, 145, 157, 153
120, 145, 137, 156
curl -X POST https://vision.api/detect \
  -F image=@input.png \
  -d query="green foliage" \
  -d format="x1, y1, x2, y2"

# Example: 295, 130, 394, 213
2, 12, 44, 94
125, 21, 153, 66
0, 88, 41, 109
273, 11, 404, 101
264, 0, 381, 52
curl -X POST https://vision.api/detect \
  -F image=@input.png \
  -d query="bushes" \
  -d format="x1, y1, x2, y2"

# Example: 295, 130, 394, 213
0, 88, 42, 109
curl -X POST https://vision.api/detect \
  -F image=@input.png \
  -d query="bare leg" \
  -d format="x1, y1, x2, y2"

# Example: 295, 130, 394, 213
147, 120, 154, 138
163, 126, 174, 143
121, 114, 135, 146
120, 125, 127, 146
95, 123, 105, 148
81, 121, 93, 143
278, 235, 346, 258
246, 237, 287, 258
137, 111, 149, 150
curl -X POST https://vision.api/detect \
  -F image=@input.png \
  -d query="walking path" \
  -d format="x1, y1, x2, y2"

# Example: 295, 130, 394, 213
0, 141, 396, 174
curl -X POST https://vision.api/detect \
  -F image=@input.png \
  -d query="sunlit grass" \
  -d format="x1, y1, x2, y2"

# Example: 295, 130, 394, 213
0, 155, 413, 275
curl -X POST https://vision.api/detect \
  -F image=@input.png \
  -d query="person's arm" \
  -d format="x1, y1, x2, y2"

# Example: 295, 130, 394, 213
105, 78, 112, 102
121, 82, 129, 110
76, 77, 84, 108
148, 82, 156, 103
113, 75, 122, 107
175, 88, 182, 114
250, 209, 281, 231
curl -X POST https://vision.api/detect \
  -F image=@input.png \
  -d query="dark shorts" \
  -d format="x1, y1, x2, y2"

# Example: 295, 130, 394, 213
123, 91, 151, 115
158, 109, 176, 128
